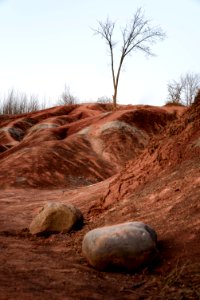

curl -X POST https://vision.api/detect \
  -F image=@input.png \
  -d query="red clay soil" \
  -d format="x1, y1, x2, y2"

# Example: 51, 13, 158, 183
0, 102, 200, 299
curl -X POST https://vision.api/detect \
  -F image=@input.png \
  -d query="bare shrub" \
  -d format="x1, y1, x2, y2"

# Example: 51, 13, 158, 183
57, 85, 78, 106
165, 101, 185, 107
167, 81, 182, 104
97, 96, 112, 104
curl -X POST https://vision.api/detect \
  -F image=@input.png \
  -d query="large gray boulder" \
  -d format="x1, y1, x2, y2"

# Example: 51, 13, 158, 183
82, 221, 158, 271
29, 202, 83, 235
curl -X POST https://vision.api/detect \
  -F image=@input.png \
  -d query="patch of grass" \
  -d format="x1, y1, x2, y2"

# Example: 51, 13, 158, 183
157, 261, 200, 299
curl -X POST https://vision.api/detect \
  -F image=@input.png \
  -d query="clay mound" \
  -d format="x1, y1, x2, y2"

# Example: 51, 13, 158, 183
0, 104, 176, 189
96, 99, 200, 208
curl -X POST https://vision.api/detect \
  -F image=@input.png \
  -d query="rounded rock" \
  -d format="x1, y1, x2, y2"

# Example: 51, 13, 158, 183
29, 202, 83, 235
82, 221, 158, 271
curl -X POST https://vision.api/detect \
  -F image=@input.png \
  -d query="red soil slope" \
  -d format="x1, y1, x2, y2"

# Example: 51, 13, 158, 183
0, 102, 200, 299
0, 103, 176, 188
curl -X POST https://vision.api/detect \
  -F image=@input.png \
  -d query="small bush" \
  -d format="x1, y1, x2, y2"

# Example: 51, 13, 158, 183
164, 100, 185, 107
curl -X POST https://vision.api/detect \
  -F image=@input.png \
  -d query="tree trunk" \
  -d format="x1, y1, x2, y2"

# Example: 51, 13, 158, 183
113, 86, 118, 108
112, 56, 123, 109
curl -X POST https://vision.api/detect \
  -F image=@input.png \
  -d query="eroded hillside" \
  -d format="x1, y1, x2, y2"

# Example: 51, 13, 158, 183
1, 102, 200, 300
0, 103, 177, 188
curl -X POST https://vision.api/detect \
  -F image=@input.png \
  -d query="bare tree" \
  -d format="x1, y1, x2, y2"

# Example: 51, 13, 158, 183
0, 89, 44, 114
181, 73, 200, 105
166, 72, 200, 106
93, 8, 166, 107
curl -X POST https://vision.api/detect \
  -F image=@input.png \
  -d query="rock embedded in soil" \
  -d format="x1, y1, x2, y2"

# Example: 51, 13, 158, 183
82, 222, 158, 271
29, 202, 83, 235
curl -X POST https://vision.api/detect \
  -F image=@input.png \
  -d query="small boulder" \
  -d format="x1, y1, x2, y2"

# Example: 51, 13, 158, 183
82, 221, 158, 271
29, 202, 83, 235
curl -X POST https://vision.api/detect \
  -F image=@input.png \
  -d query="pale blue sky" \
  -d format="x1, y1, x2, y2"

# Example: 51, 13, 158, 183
0, 0, 199, 106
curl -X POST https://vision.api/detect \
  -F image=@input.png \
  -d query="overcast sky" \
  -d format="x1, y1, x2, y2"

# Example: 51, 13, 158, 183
0, 0, 199, 107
